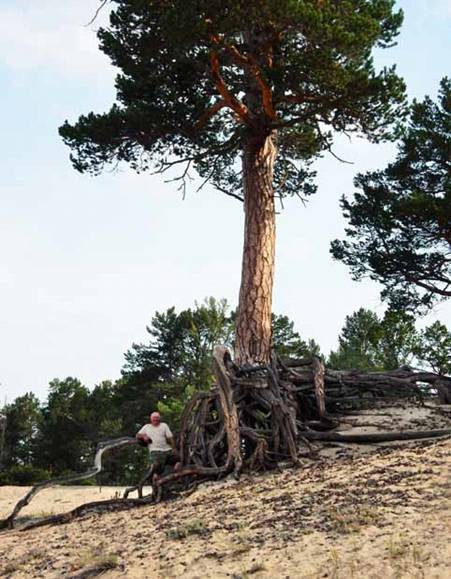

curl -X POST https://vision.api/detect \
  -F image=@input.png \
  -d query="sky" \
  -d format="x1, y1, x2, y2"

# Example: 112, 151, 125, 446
0, 0, 450, 403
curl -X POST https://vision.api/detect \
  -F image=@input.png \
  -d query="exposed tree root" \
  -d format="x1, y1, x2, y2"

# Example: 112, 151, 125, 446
2, 348, 450, 531
138, 348, 451, 503
301, 429, 451, 444
0, 437, 137, 530
17, 494, 155, 532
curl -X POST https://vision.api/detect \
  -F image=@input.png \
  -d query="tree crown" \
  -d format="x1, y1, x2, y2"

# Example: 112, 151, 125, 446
60, 0, 405, 200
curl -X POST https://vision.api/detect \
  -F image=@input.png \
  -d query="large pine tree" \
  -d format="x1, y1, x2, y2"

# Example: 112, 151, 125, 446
60, 0, 405, 364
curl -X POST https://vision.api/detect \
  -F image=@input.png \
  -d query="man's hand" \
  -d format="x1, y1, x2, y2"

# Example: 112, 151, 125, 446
136, 434, 152, 445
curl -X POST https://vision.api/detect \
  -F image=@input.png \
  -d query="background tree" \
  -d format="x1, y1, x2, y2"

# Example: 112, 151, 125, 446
177, 298, 234, 389
376, 309, 418, 370
271, 314, 321, 360
38, 378, 93, 474
331, 78, 451, 312
0, 394, 49, 485
60, 0, 405, 364
123, 298, 232, 392
328, 307, 420, 370
414, 321, 451, 375
328, 308, 382, 370
2, 393, 42, 468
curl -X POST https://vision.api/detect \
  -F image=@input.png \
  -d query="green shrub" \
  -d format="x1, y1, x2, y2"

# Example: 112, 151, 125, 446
0, 465, 51, 485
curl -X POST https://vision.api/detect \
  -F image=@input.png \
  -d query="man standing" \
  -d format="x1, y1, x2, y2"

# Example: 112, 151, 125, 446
136, 412, 178, 477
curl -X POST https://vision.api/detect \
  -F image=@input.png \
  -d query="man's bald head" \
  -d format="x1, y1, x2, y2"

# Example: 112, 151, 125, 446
150, 412, 161, 426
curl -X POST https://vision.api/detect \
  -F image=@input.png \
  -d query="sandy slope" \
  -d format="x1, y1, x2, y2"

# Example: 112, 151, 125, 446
0, 487, 152, 521
0, 404, 450, 579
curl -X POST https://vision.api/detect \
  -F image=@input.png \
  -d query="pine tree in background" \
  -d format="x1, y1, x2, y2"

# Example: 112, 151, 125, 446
328, 308, 382, 370
328, 307, 418, 371
414, 321, 451, 376
332, 78, 451, 311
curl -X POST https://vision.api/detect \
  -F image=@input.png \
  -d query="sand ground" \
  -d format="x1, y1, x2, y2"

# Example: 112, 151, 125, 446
0, 403, 450, 578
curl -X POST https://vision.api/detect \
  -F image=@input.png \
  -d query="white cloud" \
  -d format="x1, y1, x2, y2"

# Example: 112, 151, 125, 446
0, 1, 113, 78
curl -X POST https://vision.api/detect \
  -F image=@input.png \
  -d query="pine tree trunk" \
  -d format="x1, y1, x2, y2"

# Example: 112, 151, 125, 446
235, 134, 277, 365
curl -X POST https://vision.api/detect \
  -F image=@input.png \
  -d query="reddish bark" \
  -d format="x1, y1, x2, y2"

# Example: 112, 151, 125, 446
235, 134, 277, 365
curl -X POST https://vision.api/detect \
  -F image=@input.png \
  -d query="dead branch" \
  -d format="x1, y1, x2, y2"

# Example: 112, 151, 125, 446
0, 437, 137, 530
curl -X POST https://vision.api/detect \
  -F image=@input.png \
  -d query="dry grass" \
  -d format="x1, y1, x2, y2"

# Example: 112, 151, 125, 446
325, 504, 380, 534
0, 549, 44, 576
67, 548, 120, 578
165, 518, 209, 540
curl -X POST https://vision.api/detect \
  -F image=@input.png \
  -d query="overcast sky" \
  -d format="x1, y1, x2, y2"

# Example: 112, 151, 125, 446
1, 0, 450, 403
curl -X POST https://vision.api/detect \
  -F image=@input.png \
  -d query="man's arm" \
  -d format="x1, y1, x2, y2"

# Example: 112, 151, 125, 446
136, 426, 152, 445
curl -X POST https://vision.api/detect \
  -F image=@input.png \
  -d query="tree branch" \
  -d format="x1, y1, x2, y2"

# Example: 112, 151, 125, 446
210, 51, 253, 126
215, 188, 244, 202
164, 160, 193, 199
194, 99, 227, 131
223, 45, 277, 120
405, 276, 451, 297
85, 0, 109, 27
277, 93, 324, 105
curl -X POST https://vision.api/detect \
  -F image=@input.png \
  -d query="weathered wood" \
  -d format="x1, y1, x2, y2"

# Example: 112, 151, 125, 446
0, 437, 137, 530
18, 494, 155, 532
312, 356, 326, 418
302, 429, 451, 444
436, 380, 451, 404
212, 345, 243, 476
123, 464, 154, 499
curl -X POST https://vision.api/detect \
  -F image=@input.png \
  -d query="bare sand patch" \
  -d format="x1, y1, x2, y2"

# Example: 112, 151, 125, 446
0, 486, 152, 521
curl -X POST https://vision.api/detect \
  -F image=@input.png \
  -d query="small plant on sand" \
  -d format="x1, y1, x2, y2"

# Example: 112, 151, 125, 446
326, 505, 379, 534
386, 536, 429, 579
165, 518, 208, 540
329, 548, 341, 579
411, 542, 425, 565
387, 535, 409, 560
1, 549, 44, 575
386, 535, 417, 579
71, 548, 119, 574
